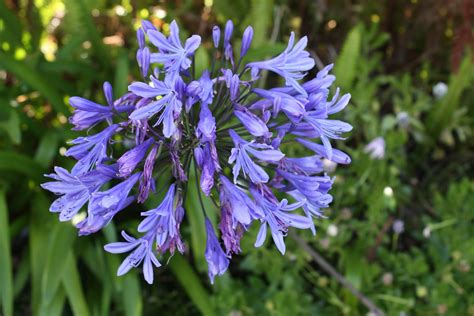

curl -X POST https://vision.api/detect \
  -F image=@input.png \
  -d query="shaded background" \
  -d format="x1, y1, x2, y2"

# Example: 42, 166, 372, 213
0, 0, 473, 315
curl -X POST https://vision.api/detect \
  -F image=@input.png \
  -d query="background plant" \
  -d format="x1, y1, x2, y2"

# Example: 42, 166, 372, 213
0, 0, 473, 315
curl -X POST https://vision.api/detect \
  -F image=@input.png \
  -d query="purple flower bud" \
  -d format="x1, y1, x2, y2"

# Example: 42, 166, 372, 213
204, 218, 229, 284
136, 28, 145, 49
137, 47, 150, 78
103, 82, 114, 106
212, 26, 220, 48
233, 105, 271, 138
117, 138, 154, 178
224, 20, 233, 47
141, 20, 156, 32
240, 26, 253, 57
186, 80, 202, 97
197, 103, 216, 143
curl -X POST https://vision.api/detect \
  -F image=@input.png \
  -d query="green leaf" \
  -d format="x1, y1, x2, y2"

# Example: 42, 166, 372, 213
0, 151, 44, 181
334, 24, 362, 89
114, 50, 130, 98
38, 287, 66, 316
29, 193, 53, 315
170, 255, 216, 316
0, 1, 23, 48
244, 43, 287, 61
0, 189, 13, 316
0, 52, 68, 114
63, 252, 91, 316
34, 131, 60, 168
13, 251, 29, 299
41, 222, 76, 305
249, 0, 273, 47
195, 48, 210, 79
0, 106, 21, 144
121, 273, 143, 316
185, 161, 207, 271
427, 53, 474, 138
63, 0, 111, 67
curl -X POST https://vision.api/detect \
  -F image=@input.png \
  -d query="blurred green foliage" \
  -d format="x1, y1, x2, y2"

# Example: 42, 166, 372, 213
1, 0, 473, 315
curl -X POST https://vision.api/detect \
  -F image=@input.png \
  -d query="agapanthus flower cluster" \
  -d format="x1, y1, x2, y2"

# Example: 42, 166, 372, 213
42, 19, 352, 284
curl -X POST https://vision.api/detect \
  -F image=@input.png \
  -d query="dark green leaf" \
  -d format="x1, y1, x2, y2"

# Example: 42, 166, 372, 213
0, 151, 44, 181
170, 255, 216, 316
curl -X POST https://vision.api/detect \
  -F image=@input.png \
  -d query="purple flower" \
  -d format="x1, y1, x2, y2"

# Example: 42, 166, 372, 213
233, 104, 271, 138
219, 175, 264, 226
287, 190, 326, 235
279, 155, 324, 175
297, 138, 351, 164
219, 202, 244, 255
252, 88, 306, 122
148, 20, 201, 74
197, 103, 216, 143
137, 184, 184, 254
138, 143, 159, 203
252, 185, 312, 254
195, 144, 217, 195
277, 169, 333, 209
229, 129, 284, 184
117, 138, 154, 177
44, 19, 353, 284
364, 137, 385, 160
41, 166, 114, 221
69, 82, 134, 131
303, 115, 352, 160
302, 91, 352, 159
222, 69, 241, 101
129, 75, 183, 138
66, 124, 118, 175
247, 32, 315, 97
78, 172, 140, 235
205, 218, 229, 284
104, 231, 161, 284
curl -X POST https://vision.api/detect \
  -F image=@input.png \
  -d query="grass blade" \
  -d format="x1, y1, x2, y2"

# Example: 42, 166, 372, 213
34, 131, 60, 168
334, 24, 362, 89
63, 252, 91, 316
427, 53, 474, 138
122, 273, 143, 316
0, 151, 44, 181
114, 50, 130, 98
185, 161, 208, 271
30, 193, 51, 315
0, 188, 13, 316
170, 255, 215, 316
41, 222, 76, 305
